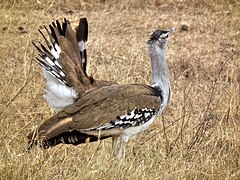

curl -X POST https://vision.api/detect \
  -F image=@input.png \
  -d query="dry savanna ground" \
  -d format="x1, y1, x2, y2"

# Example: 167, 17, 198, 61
0, 0, 239, 179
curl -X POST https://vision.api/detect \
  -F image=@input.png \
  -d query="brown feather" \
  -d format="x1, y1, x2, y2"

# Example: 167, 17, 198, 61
53, 20, 116, 95
28, 84, 161, 141
45, 18, 116, 94
58, 37, 80, 67
59, 51, 90, 94
64, 24, 81, 63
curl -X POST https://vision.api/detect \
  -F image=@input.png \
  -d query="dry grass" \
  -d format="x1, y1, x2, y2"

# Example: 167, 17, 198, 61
0, 0, 240, 179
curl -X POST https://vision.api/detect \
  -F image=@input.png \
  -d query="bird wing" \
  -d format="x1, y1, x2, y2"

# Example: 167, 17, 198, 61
32, 18, 115, 111
28, 84, 161, 141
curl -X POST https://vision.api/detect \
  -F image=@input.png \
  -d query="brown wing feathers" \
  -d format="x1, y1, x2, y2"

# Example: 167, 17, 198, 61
27, 84, 161, 147
53, 20, 92, 92
34, 18, 116, 97
61, 20, 82, 63
58, 37, 92, 91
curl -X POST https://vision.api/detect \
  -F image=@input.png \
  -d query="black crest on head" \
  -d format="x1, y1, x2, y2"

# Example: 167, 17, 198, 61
149, 30, 168, 41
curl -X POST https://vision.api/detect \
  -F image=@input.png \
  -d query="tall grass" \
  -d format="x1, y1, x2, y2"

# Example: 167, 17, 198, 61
0, 0, 239, 179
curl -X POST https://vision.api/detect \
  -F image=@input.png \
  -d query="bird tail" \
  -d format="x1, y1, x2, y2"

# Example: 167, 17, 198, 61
32, 18, 92, 111
27, 130, 110, 150
76, 17, 88, 76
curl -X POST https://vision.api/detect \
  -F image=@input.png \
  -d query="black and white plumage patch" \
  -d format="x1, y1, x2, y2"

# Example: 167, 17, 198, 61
32, 40, 68, 86
87, 108, 157, 131
32, 19, 70, 86
76, 18, 88, 76
42, 130, 110, 148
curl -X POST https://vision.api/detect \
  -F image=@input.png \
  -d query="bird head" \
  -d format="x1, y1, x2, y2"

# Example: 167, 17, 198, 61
147, 28, 175, 49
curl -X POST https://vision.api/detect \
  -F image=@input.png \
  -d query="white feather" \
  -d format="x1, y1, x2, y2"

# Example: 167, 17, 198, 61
120, 115, 126, 119
43, 82, 78, 111
41, 68, 78, 112
59, 71, 65, 77
54, 60, 62, 69
42, 67, 58, 83
78, 40, 86, 52
45, 56, 55, 66
121, 115, 156, 142
125, 110, 135, 120
134, 114, 142, 119
51, 44, 61, 59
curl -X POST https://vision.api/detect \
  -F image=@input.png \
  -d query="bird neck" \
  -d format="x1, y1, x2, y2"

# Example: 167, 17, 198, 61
148, 42, 171, 111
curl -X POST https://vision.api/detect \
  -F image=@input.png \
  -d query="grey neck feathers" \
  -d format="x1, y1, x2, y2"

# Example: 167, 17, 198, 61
148, 42, 171, 113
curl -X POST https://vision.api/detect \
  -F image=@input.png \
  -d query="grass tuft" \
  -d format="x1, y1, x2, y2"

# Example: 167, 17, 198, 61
0, 0, 239, 179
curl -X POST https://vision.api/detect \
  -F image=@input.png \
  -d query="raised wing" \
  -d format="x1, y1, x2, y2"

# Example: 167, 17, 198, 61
32, 18, 115, 111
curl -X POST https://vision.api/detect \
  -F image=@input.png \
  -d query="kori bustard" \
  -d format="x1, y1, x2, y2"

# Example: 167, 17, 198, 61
28, 28, 175, 158
32, 18, 115, 112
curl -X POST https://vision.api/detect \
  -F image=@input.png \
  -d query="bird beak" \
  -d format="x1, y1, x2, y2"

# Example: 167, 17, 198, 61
168, 28, 176, 34
160, 28, 176, 39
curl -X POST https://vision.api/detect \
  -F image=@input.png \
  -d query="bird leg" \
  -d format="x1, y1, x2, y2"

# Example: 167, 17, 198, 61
117, 140, 126, 159
112, 136, 119, 157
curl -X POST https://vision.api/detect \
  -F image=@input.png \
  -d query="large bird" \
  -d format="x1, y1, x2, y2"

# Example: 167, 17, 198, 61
28, 28, 175, 158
